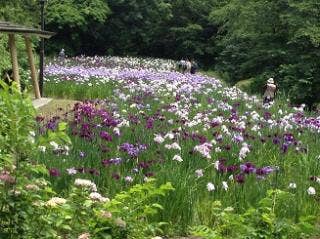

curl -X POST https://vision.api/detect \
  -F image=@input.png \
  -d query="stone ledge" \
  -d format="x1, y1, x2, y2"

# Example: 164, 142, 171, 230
32, 97, 52, 109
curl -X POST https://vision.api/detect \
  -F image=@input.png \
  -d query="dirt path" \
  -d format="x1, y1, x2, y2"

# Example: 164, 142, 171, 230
36, 98, 78, 119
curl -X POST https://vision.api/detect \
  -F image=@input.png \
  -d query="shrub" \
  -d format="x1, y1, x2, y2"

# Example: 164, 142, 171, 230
190, 190, 319, 239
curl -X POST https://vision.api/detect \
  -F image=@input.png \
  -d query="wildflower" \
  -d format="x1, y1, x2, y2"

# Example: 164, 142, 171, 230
154, 134, 165, 144
172, 154, 183, 162
310, 176, 320, 184
255, 166, 275, 176
49, 168, 61, 177
239, 143, 250, 161
288, 183, 297, 189
79, 151, 86, 158
307, 187, 316, 195
78, 233, 90, 239
38, 146, 46, 152
49, 141, 59, 150
235, 174, 245, 184
232, 134, 244, 143
240, 162, 256, 174
46, 197, 67, 207
113, 127, 121, 136
164, 132, 175, 140
74, 178, 97, 191
165, 142, 181, 151
100, 131, 112, 141
194, 143, 212, 159
222, 181, 228, 191
66, 167, 77, 175
120, 143, 147, 157
102, 158, 122, 166
89, 192, 110, 202
214, 160, 220, 170
64, 145, 70, 155
0, 171, 15, 184
25, 184, 40, 191
195, 169, 204, 178
125, 176, 134, 183
207, 182, 215, 191
228, 175, 234, 181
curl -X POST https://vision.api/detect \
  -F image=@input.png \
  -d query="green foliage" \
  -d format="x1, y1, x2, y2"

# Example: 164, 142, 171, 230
105, 179, 175, 238
46, 0, 110, 54
191, 190, 319, 239
0, 0, 38, 25
210, 0, 320, 108
0, 83, 172, 238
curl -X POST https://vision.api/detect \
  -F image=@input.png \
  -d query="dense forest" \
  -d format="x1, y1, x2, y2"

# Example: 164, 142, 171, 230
0, 0, 320, 108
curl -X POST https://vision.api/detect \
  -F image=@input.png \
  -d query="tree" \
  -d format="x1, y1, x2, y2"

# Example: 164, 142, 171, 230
46, 0, 110, 55
210, 0, 320, 108
101, 0, 172, 56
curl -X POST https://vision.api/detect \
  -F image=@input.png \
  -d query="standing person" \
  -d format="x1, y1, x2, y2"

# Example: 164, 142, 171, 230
263, 78, 277, 104
190, 59, 198, 74
185, 58, 192, 73
177, 59, 185, 73
58, 48, 65, 62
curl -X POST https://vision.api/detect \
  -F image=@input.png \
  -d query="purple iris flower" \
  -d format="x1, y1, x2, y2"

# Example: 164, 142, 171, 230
146, 117, 154, 129
272, 137, 281, 145
100, 131, 113, 141
112, 173, 120, 180
120, 143, 147, 157
281, 143, 289, 153
235, 174, 245, 184
49, 168, 60, 177
255, 166, 274, 176
240, 162, 256, 174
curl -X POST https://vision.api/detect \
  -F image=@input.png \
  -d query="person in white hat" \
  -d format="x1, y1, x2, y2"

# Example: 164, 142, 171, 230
263, 77, 277, 104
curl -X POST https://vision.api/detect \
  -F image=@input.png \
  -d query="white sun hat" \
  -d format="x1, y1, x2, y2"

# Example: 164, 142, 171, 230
267, 78, 274, 84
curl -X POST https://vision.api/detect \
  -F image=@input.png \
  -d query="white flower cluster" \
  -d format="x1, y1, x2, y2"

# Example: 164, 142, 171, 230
74, 179, 97, 192
165, 142, 181, 151
46, 197, 67, 207
172, 154, 183, 162
194, 142, 212, 159
89, 192, 110, 202
239, 142, 250, 161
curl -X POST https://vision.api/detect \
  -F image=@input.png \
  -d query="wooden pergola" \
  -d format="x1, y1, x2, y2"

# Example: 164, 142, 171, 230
0, 21, 55, 99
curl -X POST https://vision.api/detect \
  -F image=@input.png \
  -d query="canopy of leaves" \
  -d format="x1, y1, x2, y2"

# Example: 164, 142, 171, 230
210, 0, 320, 108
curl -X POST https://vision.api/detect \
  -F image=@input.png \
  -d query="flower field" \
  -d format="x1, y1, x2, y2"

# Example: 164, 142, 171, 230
39, 56, 320, 236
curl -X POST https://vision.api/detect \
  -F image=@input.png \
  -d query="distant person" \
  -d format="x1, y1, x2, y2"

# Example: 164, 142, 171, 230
263, 77, 277, 104
185, 58, 192, 73
190, 60, 198, 74
177, 59, 185, 73
58, 48, 65, 61
177, 58, 192, 74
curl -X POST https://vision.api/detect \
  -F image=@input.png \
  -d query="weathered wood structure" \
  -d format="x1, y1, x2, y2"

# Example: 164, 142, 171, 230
0, 21, 55, 99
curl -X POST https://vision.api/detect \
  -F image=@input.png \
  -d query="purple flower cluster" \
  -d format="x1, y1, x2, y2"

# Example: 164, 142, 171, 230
119, 143, 147, 157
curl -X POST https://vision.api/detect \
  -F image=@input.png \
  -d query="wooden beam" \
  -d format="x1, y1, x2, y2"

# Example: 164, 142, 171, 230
8, 34, 20, 90
24, 36, 41, 99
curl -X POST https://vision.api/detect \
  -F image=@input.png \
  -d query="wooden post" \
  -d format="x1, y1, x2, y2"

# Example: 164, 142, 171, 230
8, 34, 21, 90
25, 36, 41, 99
